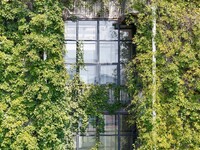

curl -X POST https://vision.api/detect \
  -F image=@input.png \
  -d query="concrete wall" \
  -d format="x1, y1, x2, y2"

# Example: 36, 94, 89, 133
63, 0, 137, 20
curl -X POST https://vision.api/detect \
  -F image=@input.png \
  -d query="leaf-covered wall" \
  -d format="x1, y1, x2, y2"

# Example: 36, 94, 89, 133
0, 0, 75, 149
127, 0, 200, 149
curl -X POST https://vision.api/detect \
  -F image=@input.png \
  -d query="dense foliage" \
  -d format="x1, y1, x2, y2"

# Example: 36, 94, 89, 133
1, 0, 199, 149
0, 1, 125, 149
127, 0, 200, 149
0, 0, 75, 149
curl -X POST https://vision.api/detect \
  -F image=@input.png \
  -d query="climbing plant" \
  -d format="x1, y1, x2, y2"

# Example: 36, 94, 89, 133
0, 0, 132, 149
127, 0, 200, 149
2, 0, 199, 149
68, 40, 129, 149
0, 0, 75, 149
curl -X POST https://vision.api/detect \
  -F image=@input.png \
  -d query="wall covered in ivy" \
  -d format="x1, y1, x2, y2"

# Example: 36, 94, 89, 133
127, 0, 200, 149
0, 0, 75, 149
0, 0, 199, 149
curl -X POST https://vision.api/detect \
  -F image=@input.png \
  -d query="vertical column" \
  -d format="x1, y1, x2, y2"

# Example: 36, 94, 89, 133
76, 21, 79, 150
117, 23, 121, 150
118, 114, 120, 150
76, 21, 80, 74
97, 20, 100, 84
117, 24, 120, 86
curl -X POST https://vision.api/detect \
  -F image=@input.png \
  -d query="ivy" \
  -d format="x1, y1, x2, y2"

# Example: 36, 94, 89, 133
127, 0, 200, 149
1, 0, 198, 149
0, 1, 74, 149
68, 39, 128, 149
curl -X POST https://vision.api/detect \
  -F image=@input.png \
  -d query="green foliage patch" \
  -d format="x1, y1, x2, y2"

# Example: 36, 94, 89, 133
127, 0, 200, 149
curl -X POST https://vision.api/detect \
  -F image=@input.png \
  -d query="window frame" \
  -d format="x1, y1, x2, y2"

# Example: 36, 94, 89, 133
64, 19, 135, 85
76, 112, 136, 150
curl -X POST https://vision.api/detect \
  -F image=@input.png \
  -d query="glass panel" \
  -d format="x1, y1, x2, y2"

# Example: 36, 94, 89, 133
73, 136, 77, 149
120, 115, 132, 133
120, 29, 132, 40
120, 89, 130, 103
99, 136, 118, 150
65, 65, 76, 80
120, 136, 133, 150
120, 64, 127, 85
100, 21, 118, 40
79, 21, 97, 40
65, 41, 76, 63
100, 65, 117, 84
120, 41, 132, 63
83, 42, 97, 63
79, 136, 96, 150
104, 115, 118, 134
100, 41, 118, 63
108, 88, 115, 103
80, 65, 98, 84
64, 21, 76, 40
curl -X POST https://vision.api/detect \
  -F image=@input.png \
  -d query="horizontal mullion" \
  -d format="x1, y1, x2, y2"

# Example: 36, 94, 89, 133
66, 18, 117, 21
65, 63, 96, 65
119, 40, 133, 42
79, 134, 134, 136
64, 40, 133, 42
64, 40, 119, 42
65, 63, 119, 65
120, 62, 129, 65
64, 40, 76, 43
99, 40, 118, 42
119, 27, 133, 29
99, 63, 118, 65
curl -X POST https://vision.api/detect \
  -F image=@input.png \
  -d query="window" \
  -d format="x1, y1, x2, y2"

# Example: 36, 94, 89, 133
64, 20, 136, 150
77, 113, 136, 150
64, 20, 135, 85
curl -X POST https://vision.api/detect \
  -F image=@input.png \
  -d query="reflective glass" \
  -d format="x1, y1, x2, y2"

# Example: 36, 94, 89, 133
64, 41, 76, 63
83, 42, 97, 63
80, 65, 98, 84
79, 136, 96, 150
108, 88, 115, 103
100, 65, 117, 84
79, 21, 97, 40
120, 115, 132, 133
120, 89, 130, 103
99, 136, 118, 150
120, 64, 126, 85
120, 41, 132, 63
120, 136, 133, 150
104, 115, 118, 134
120, 29, 132, 40
64, 21, 76, 40
100, 41, 118, 63
100, 21, 118, 40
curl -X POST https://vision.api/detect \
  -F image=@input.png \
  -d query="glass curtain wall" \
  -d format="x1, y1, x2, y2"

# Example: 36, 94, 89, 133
64, 20, 136, 150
